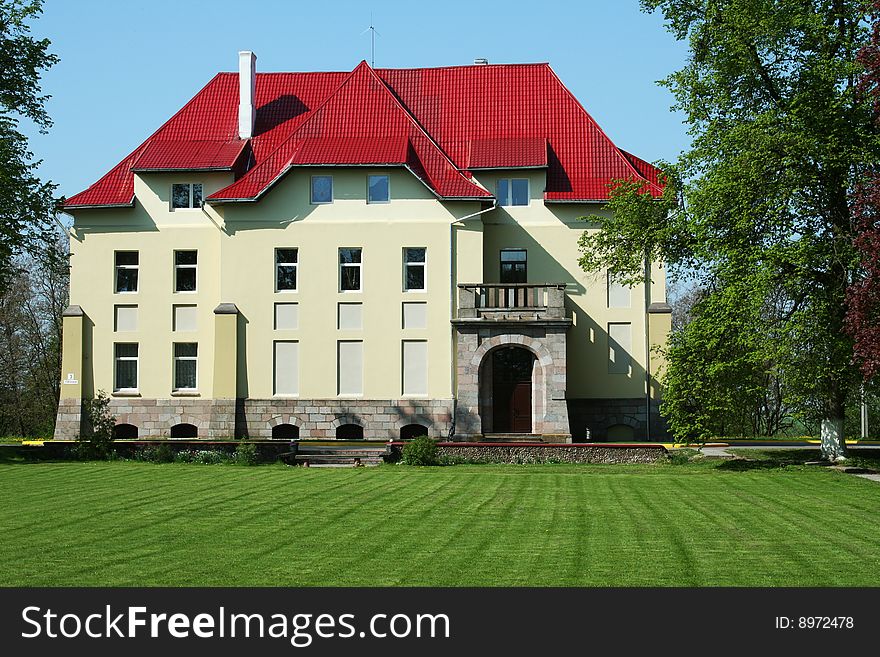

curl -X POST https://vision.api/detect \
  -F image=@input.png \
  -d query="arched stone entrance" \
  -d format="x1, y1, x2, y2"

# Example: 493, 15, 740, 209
452, 328, 570, 440
480, 346, 538, 433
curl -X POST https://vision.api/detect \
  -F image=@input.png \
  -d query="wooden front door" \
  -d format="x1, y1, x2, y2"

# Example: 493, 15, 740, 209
492, 347, 534, 433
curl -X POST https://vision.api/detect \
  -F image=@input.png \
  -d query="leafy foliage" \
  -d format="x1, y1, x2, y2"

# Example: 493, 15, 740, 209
234, 442, 259, 466
401, 435, 439, 466
77, 390, 115, 459
0, 0, 59, 289
846, 0, 880, 378
579, 1, 880, 458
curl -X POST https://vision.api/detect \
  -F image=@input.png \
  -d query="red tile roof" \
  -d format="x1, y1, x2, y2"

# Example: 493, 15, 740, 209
468, 137, 547, 169
131, 139, 247, 171
64, 61, 662, 209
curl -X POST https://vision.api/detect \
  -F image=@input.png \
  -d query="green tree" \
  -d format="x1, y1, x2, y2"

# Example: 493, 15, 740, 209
578, 1, 879, 459
0, 0, 58, 288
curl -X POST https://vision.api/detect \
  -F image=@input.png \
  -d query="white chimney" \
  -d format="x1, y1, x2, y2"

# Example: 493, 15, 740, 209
238, 50, 257, 140
474, 58, 489, 65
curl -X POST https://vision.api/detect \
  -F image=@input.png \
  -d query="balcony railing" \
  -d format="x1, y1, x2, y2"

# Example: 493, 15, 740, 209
457, 283, 567, 320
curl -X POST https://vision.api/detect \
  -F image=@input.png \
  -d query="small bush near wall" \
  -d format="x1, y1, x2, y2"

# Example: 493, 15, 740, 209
234, 442, 259, 466
401, 436, 439, 466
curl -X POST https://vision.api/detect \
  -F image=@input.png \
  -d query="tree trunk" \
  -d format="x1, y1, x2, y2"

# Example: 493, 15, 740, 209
820, 417, 847, 461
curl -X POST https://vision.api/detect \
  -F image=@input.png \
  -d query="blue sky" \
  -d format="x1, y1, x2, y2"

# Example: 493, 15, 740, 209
21, 0, 691, 200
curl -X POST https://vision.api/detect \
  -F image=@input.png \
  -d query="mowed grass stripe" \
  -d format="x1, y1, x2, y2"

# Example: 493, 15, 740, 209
2, 461, 880, 586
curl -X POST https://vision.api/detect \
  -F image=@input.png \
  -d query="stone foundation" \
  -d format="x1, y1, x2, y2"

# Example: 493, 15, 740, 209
54, 397, 454, 440
566, 398, 668, 442
390, 442, 668, 464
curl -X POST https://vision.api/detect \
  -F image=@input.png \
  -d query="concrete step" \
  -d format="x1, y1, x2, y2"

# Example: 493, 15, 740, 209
293, 454, 384, 467
481, 433, 547, 443
296, 447, 388, 457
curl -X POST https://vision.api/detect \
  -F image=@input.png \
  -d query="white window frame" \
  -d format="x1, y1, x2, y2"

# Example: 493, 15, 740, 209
114, 251, 139, 294
497, 178, 530, 206
339, 247, 363, 293
173, 342, 198, 391
367, 174, 390, 204
403, 247, 427, 292
113, 343, 139, 392
310, 175, 333, 204
275, 248, 299, 293
170, 183, 203, 210
174, 250, 198, 294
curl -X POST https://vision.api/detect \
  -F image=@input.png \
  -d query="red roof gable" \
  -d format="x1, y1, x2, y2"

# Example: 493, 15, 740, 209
131, 140, 247, 171
64, 61, 661, 209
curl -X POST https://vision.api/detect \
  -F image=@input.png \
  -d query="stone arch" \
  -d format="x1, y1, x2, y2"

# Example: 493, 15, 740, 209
272, 424, 300, 440
470, 334, 553, 369
476, 340, 546, 434
267, 413, 308, 428
169, 414, 209, 434
393, 415, 432, 432
113, 423, 138, 439
330, 414, 365, 430
603, 415, 641, 430
170, 423, 198, 439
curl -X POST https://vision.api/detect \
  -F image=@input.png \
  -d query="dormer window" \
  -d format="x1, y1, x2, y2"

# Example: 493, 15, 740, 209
171, 183, 203, 210
311, 175, 333, 204
367, 175, 390, 203
497, 178, 529, 206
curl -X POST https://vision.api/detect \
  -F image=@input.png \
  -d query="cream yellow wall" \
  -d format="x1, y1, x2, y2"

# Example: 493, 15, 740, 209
70, 173, 231, 399
472, 169, 667, 400
218, 167, 482, 400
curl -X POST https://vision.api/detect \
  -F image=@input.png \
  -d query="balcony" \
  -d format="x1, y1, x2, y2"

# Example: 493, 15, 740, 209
455, 283, 568, 323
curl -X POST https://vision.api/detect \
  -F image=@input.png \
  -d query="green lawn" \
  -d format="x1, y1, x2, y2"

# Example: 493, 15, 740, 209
1, 455, 879, 586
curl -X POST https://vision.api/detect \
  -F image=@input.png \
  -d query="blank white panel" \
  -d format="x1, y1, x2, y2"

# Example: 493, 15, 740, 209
402, 302, 427, 329
607, 272, 631, 308
402, 341, 428, 395
608, 323, 632, 375
114, 305, 138, 332
173, 305, 197, 332
275, 303, 299, 330
274, 341, 299, 395
338, 303, 363, 330
337, 341, 363, 395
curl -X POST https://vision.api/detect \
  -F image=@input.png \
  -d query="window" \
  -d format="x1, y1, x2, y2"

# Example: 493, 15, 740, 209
404, 247, 426, 291
311, 175, 333, 204
276, 248, 298, 292
607, 271, 631, 308
402, 302, 427, 329
608, 323, 632, 375
339, 248, 362, 291
170, 423, 198, 438
273, 341, 299, 395
174, 251, 197, 292
173, 305, 197, 332
338, 303, 363, 330
337, 340, 363, 395
173, 343, 198, 390
274, 303, 299, 330
114, 343, 138, 391
497, 178, 529, 206
400, 424, 429, 439
114, 305, 138, 332
171, 183, 203, 209
272, 424, 299, 440
115, 251, 138, 293
500, 249, 527, 283
402, 340, 428, 396
367, 174, 390, 203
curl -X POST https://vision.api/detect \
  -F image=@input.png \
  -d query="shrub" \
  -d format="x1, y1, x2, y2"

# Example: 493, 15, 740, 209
234, 442, 259, 466
668, 448, 701, 465
76, 390, 115, 459
401, 435, 438, 466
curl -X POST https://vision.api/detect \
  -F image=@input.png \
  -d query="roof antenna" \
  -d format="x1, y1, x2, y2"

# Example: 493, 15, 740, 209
360, 13, 381, 67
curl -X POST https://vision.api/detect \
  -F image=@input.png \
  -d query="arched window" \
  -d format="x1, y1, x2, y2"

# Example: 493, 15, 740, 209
113, 423, 138, 439
336, 424, 364, 440
400, 424, 428, 440
272, 423, 299, 440
170, 423, 198, 439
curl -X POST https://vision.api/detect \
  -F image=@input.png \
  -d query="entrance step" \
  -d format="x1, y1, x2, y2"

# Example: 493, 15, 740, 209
481, 433, 547, 443
284, 443, 389, 467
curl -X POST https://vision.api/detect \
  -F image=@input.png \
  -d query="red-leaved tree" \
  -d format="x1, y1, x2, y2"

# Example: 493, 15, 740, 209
846, 1, 880, 378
